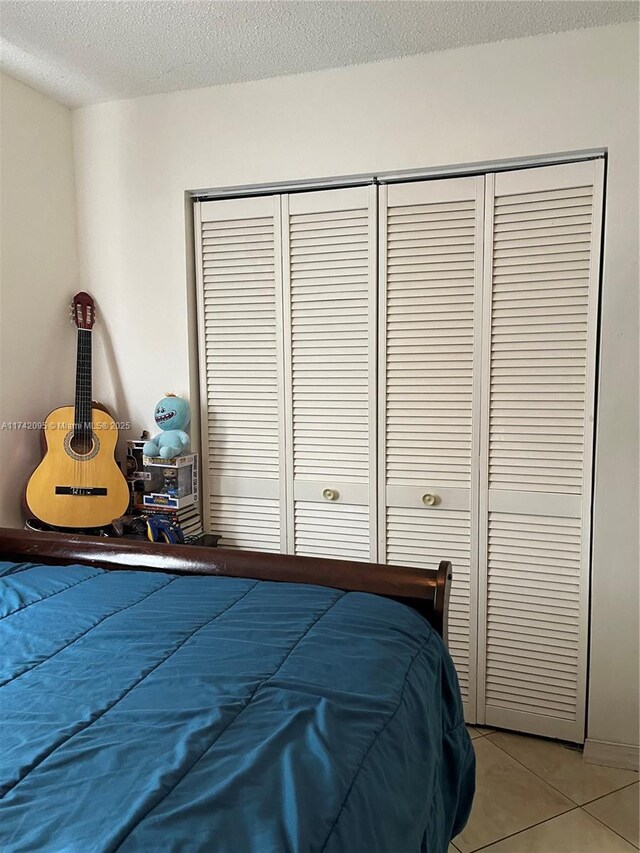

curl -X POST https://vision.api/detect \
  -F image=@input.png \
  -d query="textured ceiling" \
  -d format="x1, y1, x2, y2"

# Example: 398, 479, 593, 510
1, 1, 638, 108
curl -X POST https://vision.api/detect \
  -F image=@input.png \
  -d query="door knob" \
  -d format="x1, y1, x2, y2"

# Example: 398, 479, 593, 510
422, 493, 439, 507
323, 488, 338, 501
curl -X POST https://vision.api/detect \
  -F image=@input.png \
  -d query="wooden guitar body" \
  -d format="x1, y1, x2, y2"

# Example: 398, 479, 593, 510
26, 405, 130, 529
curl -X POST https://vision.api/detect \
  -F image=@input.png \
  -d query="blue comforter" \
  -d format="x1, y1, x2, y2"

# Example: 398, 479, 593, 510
0, 561, 474, 853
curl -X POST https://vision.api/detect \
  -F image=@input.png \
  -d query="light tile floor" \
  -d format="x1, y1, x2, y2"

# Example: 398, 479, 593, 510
449, 727, 639, 852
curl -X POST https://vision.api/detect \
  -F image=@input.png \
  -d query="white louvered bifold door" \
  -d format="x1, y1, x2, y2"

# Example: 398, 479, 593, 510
196, 195, 286, 552
379, 177, 485, 718
477, 160, 604, 741
282, 186, 377, 561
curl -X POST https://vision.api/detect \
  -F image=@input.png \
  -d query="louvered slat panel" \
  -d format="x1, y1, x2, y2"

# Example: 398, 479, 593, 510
387, 506, 472, 702
290, 204, 370, 484
486, 511, 581, 720
488, 180, 594, 495
294, 501, 370, 561
386, 196, 476, 488
198, 197, 283, 550
210, 496, 280, 552
202, 212, 279, 479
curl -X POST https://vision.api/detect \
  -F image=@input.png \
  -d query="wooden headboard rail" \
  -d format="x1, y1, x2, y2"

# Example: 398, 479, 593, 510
0, 528, 452, 639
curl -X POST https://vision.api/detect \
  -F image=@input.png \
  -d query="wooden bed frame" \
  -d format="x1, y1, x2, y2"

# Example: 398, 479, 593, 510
0, 527, 452, 640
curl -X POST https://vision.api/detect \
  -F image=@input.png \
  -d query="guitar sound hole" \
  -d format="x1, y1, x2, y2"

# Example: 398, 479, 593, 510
64, 430, 100, 461
69, 433, 94, 455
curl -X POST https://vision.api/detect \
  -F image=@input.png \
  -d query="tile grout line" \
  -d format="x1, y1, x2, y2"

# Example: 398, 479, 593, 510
580, 802, 640, 849
480, 735, 581, 805
580, 779, 639, 807
463, 804, 640, 853
466, 727, 495, 741
482, 734, 638, 808
463, 726, 575, 851
465, 806, 580, 853
462, 734, 639, 853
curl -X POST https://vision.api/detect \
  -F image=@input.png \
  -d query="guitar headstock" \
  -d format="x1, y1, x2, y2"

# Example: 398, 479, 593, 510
72, 292, 96, 330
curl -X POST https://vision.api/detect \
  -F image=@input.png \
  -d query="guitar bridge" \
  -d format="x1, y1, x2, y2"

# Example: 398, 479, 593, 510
55, 487, 108, 496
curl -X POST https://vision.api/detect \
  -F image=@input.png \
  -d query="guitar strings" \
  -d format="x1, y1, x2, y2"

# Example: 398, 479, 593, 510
74, 328, 93, 491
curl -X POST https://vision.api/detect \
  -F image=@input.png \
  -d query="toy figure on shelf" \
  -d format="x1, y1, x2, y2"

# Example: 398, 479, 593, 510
143, 394, 190, 459
161, 469, 179, 497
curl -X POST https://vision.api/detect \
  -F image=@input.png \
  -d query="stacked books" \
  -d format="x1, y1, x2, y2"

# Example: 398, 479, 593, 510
138, 504, 203, 541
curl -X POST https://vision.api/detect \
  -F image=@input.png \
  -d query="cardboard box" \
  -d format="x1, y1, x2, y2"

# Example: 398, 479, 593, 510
141, 453, 198, 510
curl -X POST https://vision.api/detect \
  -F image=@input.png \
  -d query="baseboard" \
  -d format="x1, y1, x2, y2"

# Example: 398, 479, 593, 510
583, 738, 640, 771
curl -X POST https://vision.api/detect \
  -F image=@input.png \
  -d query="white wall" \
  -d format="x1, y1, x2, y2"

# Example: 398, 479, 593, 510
0, 72, 80, 527
72, 24, 639, 754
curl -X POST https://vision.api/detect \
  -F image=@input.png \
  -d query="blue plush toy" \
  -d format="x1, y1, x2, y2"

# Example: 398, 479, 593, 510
143, 394, 190, 459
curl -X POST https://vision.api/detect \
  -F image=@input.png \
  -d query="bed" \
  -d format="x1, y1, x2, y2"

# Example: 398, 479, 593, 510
0, 528, 474, 853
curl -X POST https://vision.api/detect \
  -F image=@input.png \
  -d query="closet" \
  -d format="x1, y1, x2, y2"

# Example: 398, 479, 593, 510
195, 158, 604, 742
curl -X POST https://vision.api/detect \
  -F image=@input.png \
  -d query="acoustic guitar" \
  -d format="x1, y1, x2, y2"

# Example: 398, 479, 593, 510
25, 292, 130, 529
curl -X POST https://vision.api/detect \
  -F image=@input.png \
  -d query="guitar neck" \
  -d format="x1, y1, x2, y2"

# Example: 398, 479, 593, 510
74, 328, 92, 437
